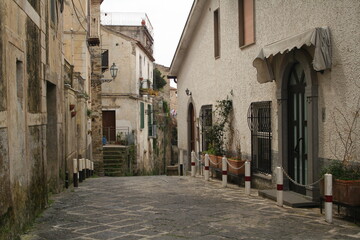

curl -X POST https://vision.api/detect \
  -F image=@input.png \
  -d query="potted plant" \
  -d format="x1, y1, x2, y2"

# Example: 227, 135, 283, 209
321, 90, 360, 206
203, 94, 233, 169
227, 139, 246, 175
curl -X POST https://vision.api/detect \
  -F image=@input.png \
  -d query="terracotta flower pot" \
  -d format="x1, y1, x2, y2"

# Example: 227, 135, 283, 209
320, 179, 360, 206
227, 158, 246, 175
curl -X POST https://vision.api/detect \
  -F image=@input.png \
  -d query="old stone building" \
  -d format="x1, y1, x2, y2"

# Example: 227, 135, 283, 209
63, 0, 93, 182
0, 0, 103, 238
100, 13, 155, 173
0, 0, 65, 238
171, 0, 360, 201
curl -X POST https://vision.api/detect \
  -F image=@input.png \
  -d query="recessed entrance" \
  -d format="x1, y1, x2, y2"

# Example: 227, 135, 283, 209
187, 103, 195, 170
288, 63, 307, 194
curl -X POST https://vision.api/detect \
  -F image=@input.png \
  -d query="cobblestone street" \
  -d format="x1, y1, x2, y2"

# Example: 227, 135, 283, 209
21, 176, 360, 240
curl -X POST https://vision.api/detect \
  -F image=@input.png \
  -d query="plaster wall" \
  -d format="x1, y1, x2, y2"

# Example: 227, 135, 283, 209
101, 27, 154, 173
176, 0, 360, 175
0, 0, 65, 238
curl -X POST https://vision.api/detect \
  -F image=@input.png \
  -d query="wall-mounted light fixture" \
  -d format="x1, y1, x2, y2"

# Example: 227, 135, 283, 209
91, 62, 119, 86
185, 88, 192, 96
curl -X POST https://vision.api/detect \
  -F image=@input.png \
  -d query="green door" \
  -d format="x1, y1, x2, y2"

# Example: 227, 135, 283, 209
288, 63, 308, 194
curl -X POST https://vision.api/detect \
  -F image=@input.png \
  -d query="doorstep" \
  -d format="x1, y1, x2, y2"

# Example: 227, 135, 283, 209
259, 189, 319, 208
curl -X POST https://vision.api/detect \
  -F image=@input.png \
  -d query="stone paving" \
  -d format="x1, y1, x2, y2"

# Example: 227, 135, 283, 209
21, 176, 360, 240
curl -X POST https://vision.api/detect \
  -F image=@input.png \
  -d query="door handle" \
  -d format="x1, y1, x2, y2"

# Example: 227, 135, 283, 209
294, 137, 303, 154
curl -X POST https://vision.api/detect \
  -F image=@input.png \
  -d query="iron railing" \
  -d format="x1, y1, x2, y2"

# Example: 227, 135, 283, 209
248, 101, 272, 174
103, 127, 134, 145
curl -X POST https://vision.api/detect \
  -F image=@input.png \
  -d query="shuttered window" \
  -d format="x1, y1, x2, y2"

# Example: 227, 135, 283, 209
140, 102, 144, 129
214, 9, 220, 58
148, 104, 152, 136
239, 0, 255, 47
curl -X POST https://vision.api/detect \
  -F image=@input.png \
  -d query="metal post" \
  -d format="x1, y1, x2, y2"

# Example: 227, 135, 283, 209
204, 154, 209, 181
245, 161, 251, 195
179, 149, 184, 176
325, 173, 333, 223
191, 151, 196, 177
73, 158, 78, 187
222, 156, 227, 188
276, 167, 283, 207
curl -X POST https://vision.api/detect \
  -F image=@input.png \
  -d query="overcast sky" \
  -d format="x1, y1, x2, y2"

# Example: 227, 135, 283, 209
100, 0, 194, 68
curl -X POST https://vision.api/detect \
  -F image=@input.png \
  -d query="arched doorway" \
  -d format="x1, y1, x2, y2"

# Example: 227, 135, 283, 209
187, 103, 195, 170
288, 63, 307, 194
277, 50, 318, 198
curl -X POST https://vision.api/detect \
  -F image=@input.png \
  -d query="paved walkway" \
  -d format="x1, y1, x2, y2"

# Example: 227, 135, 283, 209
21, 176, 360, 240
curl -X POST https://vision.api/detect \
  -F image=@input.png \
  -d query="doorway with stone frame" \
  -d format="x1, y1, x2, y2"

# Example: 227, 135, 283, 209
277, 49, 319, 199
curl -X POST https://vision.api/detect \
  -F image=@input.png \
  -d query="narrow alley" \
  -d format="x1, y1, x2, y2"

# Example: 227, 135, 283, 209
21, 176, 360, 240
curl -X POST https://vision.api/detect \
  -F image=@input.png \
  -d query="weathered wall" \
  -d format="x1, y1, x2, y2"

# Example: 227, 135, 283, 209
101, 26, 155, 173
90, 0, 104, 175
0, 0, 65, 238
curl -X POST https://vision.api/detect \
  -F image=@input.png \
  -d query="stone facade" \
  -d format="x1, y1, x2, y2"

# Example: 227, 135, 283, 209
0, 0, 64, 238
63, 0, 93, 184
0, 0, 104, 238
170, 0, 360, 200
90, 0, 104, 175
101, 25, 155, 173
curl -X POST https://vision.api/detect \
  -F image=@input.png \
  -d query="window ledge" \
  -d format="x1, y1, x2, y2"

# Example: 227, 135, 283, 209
240, 42, 255, 50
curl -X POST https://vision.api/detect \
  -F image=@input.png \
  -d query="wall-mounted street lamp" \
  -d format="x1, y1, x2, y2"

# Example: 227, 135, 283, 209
91, 62, 118, 86
185, 88, 192, 96
109, 63, 118, 79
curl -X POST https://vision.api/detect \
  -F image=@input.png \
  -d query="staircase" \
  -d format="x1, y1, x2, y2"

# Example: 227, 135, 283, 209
103, 146, 134, 176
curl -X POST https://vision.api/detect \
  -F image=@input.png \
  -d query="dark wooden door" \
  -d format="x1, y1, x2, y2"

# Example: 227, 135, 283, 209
288, 63, 308, 195
102, 111, 116, 142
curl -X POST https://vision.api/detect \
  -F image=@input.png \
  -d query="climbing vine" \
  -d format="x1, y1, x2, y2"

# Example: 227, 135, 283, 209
205, 94, 233, 156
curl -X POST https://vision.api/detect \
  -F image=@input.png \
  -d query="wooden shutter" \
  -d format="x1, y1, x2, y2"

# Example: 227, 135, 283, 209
148, 104, 152, 136
140, 102, 144, 129
239, 0, 255, 47
214, 9, 220, 58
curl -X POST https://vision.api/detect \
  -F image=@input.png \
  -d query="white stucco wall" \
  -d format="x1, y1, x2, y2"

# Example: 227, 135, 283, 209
175, 0, 360, 171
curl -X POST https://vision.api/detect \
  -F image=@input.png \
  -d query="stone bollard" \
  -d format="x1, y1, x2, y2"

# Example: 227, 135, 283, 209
222, 156, 227, 188
78, 158, 82, 183
91, 161, 94, 176
204, 154, 210, 181
83, 158, 87, 180
179, 149, 184, 176
191, 151, 196, 177
324, 173, 333, 223
73, 158, 78, 187
245, 161, 251, 195
276, 167, 283, 207
86, 159, 90, 177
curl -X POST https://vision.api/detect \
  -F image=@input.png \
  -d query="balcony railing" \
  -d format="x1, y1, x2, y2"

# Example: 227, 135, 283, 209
101, 12, 154, 37
103, 127, 134, 146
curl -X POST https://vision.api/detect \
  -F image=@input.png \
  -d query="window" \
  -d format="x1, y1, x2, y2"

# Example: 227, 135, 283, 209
140, 102, 144, 129
101, 49, 109, 72
148, 104, 153, 137
200, 105, 213, 151
50, 0, 57, 24
239, 0, 255, 47
214, 9, 220, 58
248, 101, 271, 174
139, 55, 143, 77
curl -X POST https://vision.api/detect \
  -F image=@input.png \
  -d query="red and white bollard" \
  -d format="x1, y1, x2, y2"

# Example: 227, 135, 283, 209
276, 167, 283, 207
324, 173, 333, 223
191, 151, 196, 177
222, 156, 227, 188
79, 159, 83, 183
245, 161, 251, 195
73, 158, 78, 187
179, 149, 184, 176
204, 154, 210, 181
